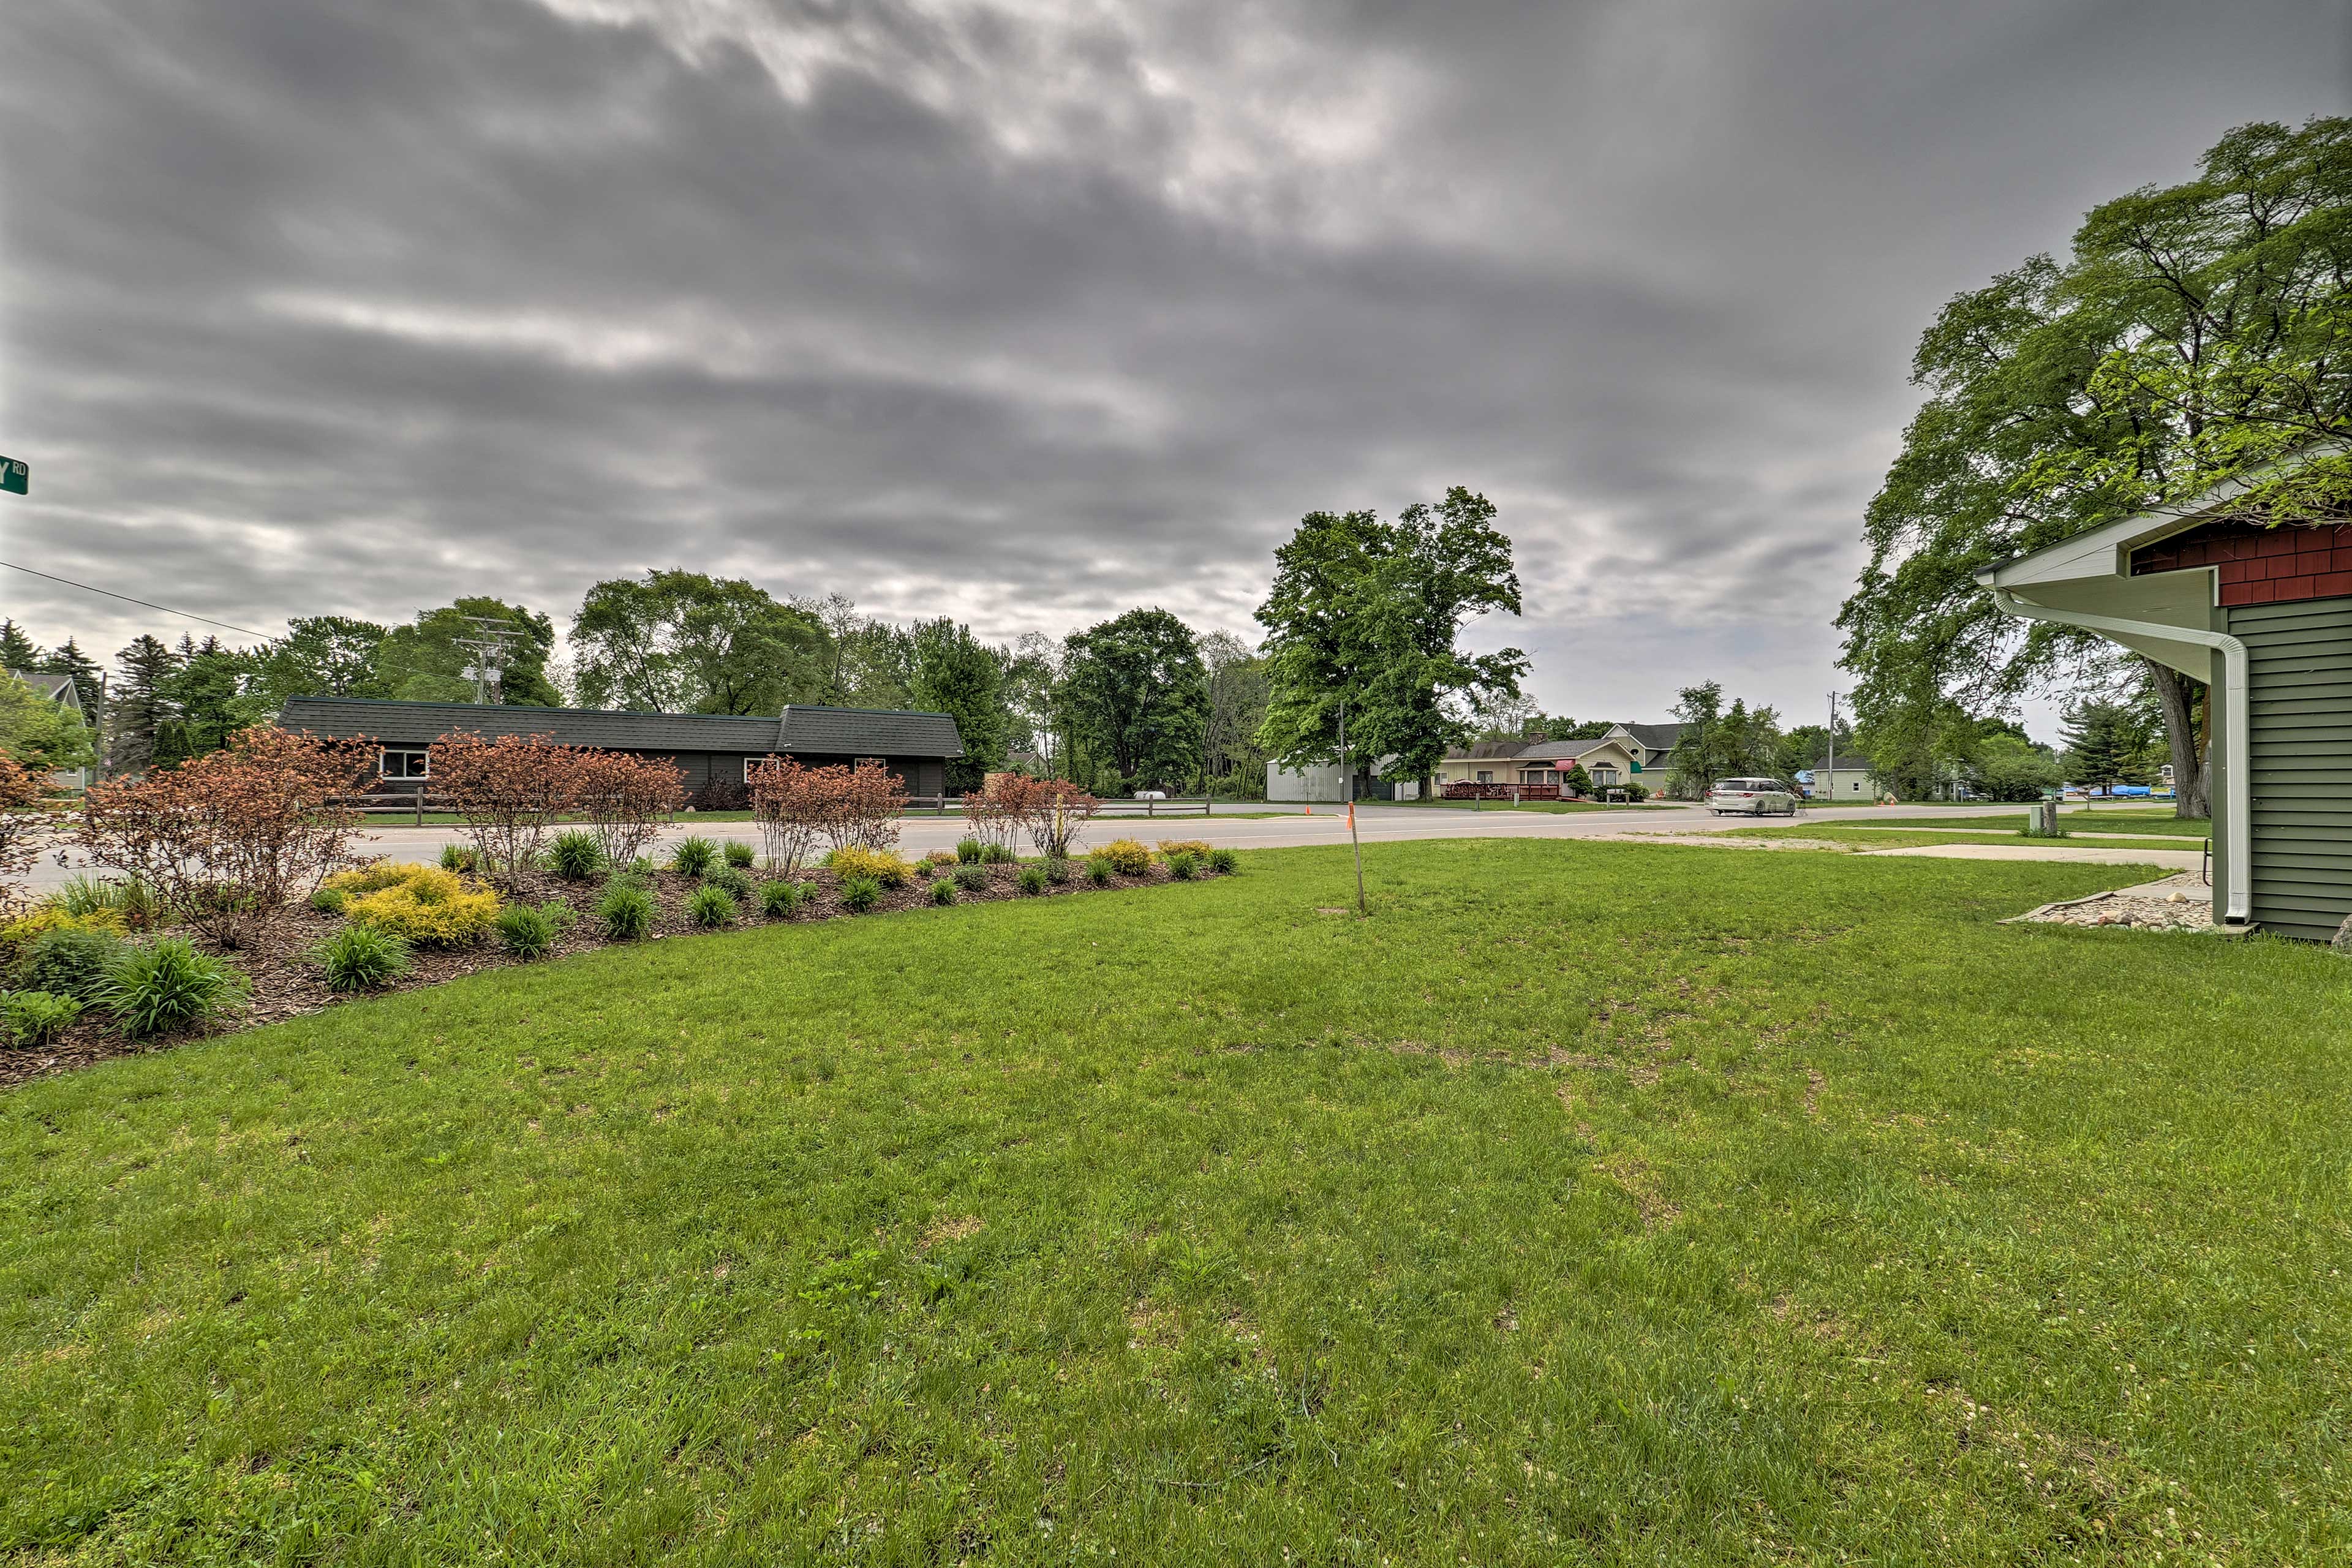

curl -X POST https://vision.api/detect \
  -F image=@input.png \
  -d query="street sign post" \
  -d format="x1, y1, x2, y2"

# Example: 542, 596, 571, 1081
0, 456, 25, 496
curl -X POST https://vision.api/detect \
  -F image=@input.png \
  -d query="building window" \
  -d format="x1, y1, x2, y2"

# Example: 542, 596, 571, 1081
1591, 766, 1618, 786
1476, 769, 1493, 784
380, 748, 429, 780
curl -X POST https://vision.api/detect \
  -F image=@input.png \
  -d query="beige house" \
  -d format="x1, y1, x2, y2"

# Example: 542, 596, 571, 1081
1431, 735, 1644, 793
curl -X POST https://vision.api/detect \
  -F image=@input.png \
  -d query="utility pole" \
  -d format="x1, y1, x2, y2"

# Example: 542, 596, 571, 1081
1826, 690, 1842, 802
1341, 698, 1366, 916
454, 615, 526, 706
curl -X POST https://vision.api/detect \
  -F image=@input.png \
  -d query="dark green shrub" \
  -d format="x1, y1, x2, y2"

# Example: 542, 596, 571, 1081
707, 864, 755, 900
955, 838, 984, 864
952, 864, 989, 893
1044, 856, 1074, 884
979, 842, 1016, 865
1165, 851, 1199, 881
496, 902, 560, 959
759, 878, 805, 918
104, 940, 247, 1039
687, 884, 738, 928
598, 881, 655, 940
312, 924, 413, 992
439, 843, 480, 873
549, 830, 605, 881
1207, 847, 1239, 875
929, 878, 957, 906
672, 836, 717, 878
839, 875, 882, 913
2, 990, 81, 1047
309, 885, 347, 915
722, 840, 756, 869
1086, 858, 1113, 886
1016, 864, 1048, 895
19, 925, 127, 1002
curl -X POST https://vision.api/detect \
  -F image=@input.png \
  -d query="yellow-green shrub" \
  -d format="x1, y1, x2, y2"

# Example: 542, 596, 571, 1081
1155, 839, 1212, 860
827, 845, 914, 888
1093, 839, 1151, 876
342, 864, 500, 948
0, 904, 127, 954
322, 863, 422, 897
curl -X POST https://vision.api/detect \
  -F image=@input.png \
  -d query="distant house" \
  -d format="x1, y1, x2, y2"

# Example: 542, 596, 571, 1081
1430, 734, 1644, 795
278, 696, 964, 807
1267, 755, 1418, 802
1802, 760, 1877, 802
8, 668, 94, 790
1602, 722, 1684, 777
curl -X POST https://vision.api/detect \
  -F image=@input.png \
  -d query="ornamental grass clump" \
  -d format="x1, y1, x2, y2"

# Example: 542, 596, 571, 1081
1164, 851, 1200, 881
929, 878, 957, 906
103, 939, 247, 1040
952, 863, 989, 893
597, 880, 655, 940
309, 886, 347, 916
339, 865, 500, 948
707, 864, 755, 900
496, 902, 562, 960
1044, 856, 1074, 884
1207, 848, 1239, 875
1095, 839, 1151, 876
687, 884, 738, 928
758, 878, 807, 918
722, 840, 756, 869
978, 842, 1016, 865
1, 990, 81, 1047
1016, 864, 1048, 895
18, 925, 127, 1003
1086, 858, 1113, 887
672, 836, 718, 878
839, 875, 882, 913
439, 843, 480, 875
955, 838, 984, 864
828, 845, 913, 888
311, 924, 413, 992
548, 830, 605, 881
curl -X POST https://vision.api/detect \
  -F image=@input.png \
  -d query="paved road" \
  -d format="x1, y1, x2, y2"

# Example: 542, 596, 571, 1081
23, 799, 2190, 889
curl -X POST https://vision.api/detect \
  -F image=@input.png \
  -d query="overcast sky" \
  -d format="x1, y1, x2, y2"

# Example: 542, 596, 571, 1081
3, 0, 2346, 734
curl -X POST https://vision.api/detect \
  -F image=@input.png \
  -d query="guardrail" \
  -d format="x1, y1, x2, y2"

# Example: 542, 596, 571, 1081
1093, 795, 1216, 818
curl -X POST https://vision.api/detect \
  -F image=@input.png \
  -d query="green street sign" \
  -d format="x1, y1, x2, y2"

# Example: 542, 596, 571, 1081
0, 456, 24, 496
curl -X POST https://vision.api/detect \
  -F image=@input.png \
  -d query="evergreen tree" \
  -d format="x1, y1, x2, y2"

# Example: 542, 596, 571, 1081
42, 637, 104, 719
2059, 703, 2157, 794
0, 619, 41, 671
909, 619, 1008, 792
107, 635, 178, 775
154, 636, 266, 763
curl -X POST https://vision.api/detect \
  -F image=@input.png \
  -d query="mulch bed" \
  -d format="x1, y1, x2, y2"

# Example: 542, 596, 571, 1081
1, 856, 1191, 1093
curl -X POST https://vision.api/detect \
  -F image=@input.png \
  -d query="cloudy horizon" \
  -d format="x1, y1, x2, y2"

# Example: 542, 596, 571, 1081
3, 0, 2346, 738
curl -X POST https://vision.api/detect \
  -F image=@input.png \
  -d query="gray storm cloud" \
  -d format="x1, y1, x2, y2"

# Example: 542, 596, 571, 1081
1, 0, 2342, 726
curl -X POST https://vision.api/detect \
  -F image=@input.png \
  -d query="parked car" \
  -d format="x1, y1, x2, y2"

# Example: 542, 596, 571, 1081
1706, 777, 1798, 815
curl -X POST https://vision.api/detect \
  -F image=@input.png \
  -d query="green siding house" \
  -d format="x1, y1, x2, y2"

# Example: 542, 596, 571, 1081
1980, 453, 2352, 941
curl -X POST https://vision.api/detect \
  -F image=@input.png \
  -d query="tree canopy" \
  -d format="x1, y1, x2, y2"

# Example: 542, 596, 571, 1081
1256, 487, 1526, 788
0, 672, 97, 775
1838, 117, 2352, 818
908, 619, 1006, 792
1062, 608, 1208, 789
1663, 683, 1784, 799
572, 573, 824, 715
377, 598, 561, 707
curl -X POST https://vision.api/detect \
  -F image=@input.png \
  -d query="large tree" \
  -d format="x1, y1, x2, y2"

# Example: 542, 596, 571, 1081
1062, 608, 1208, 789
246, 616, 391, 707
0, 620, 41, 671
0, 672, 98, 775
106, 635, 178, 775
908, 618, 1007, 791
1256, 487, 1526, 793
1200, 631, 1270, 790
1839, 118, 2352, 820
1664, 682, 1785, 799
377, 598, 561, 706
42, 637, 105, 719
574, 573, 827, 715
154, 636, 268, 764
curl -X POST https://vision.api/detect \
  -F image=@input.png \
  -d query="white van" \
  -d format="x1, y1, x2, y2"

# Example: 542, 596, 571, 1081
1706, 777, 1798, 815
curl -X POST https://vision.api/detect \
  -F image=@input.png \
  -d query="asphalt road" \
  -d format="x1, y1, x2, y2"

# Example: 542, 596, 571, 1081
23, 799, 2188, 889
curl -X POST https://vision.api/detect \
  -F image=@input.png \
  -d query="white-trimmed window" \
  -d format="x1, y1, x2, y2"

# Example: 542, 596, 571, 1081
1476, 769, 1493, 784
1591, 765, 1619, 786
380, 748, 429, 780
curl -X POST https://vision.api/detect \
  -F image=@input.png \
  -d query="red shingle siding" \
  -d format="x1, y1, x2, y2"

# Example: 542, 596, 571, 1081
2130, 521, 2352, 607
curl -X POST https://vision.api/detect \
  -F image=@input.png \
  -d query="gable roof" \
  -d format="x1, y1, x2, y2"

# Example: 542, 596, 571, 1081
1615, 722, 1683, 752
277, 696, 963, 758
9, 669, 81, 712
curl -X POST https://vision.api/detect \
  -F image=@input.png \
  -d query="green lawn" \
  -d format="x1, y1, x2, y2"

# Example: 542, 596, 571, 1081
1885, 811, 2214, 839
6, 841, 2348, 1563
1730, 825, 2196, 853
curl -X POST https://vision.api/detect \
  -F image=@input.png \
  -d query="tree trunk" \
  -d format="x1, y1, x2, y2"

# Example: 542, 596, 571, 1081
2145, 658, 2211, 819
1419, 772, 1434, 802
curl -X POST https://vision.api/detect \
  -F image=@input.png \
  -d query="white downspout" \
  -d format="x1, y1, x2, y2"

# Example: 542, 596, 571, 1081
1988, 587, 2251, 924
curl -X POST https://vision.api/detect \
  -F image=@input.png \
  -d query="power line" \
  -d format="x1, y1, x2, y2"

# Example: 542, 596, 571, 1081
0, 560, 269, 639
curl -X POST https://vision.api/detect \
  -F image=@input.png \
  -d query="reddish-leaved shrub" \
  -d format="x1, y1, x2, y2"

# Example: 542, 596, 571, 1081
995, 775, 1101, 859
572, 748, 683, 868
429, 731, 585, 883
0, 754, 56, 892
78, 728, 376, 946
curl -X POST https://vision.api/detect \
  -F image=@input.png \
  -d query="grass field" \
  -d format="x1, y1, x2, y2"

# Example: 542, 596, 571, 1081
5, 840, 2347, 1563
1729, 825, 2196, 853
1886, 812, 2214, 839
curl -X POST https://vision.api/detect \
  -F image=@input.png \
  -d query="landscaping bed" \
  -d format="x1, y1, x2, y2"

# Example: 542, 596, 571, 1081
0, 851, 1204, 1093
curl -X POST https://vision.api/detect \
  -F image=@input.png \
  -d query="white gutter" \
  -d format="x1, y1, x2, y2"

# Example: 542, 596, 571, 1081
1988, 587, 2251, 924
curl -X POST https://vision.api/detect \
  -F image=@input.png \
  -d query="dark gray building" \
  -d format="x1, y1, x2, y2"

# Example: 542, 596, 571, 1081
278, 697, 965, 807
